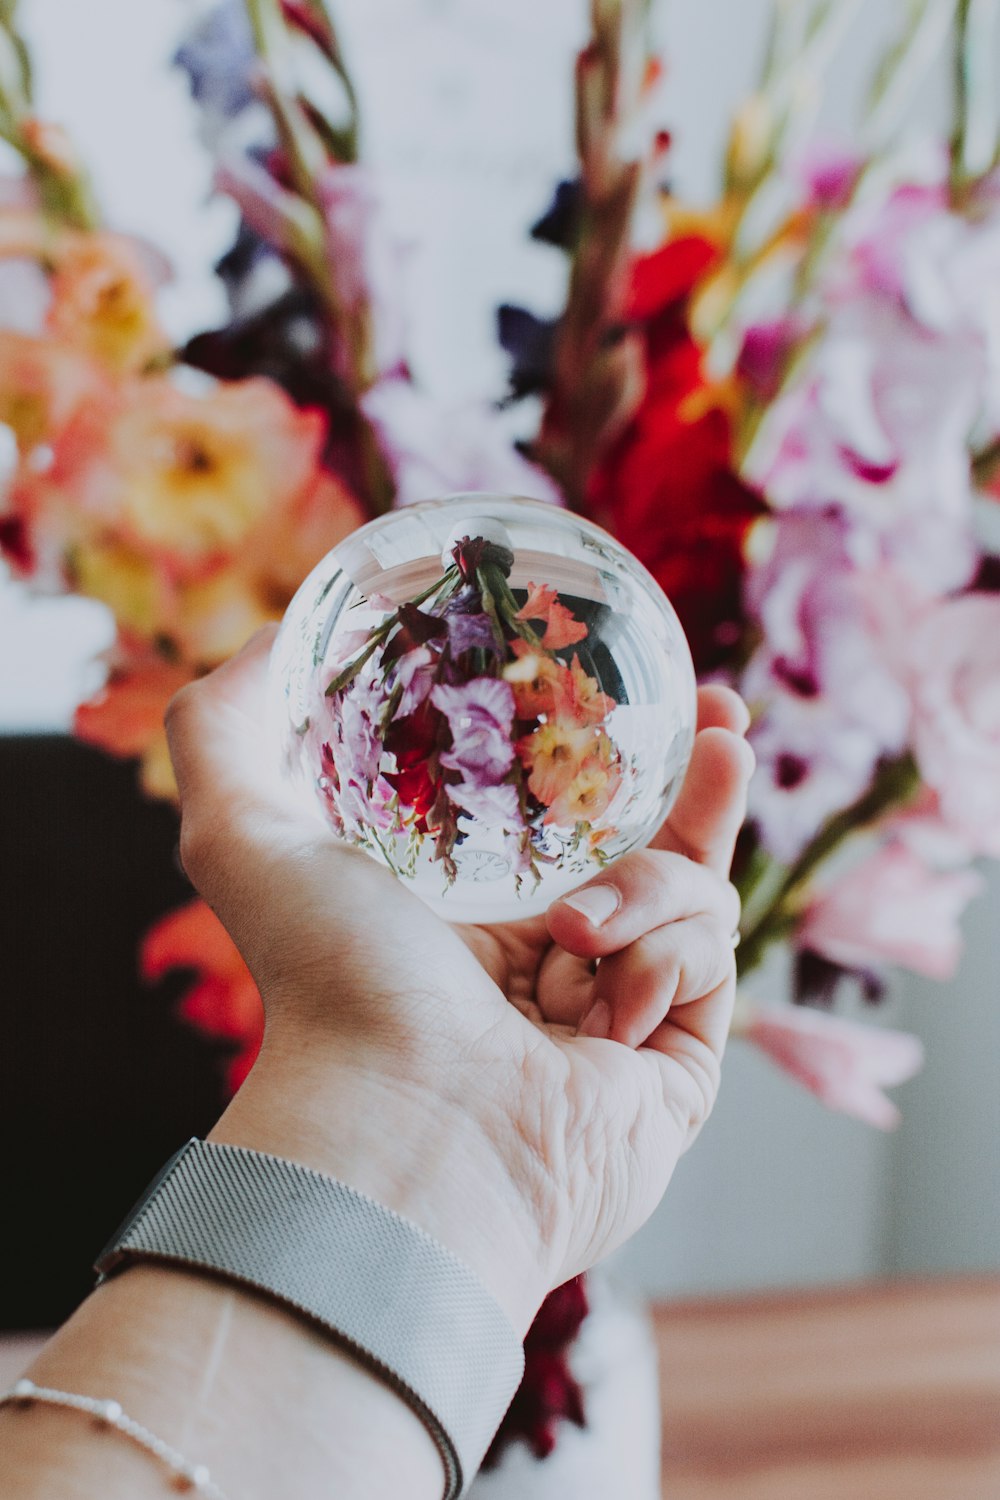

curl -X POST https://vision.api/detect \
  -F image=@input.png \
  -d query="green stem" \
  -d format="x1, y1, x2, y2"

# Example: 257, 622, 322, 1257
951, 0, 1000, 195
0, 11, 99, 230
736, 753, 921, 978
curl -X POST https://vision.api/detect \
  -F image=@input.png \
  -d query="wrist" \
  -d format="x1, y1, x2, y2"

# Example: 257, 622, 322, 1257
209, 1029, 554, 1339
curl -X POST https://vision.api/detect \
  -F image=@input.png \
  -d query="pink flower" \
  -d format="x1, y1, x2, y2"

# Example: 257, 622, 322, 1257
736, 317, 805, 401
749, 303, 981, 574
903, 593, 1000, 856
742, 509, 912, 861
733, 999, 924, 1130
361, 376, 561, 507
448, 779, 523, 830
746, 707, 882, 864
798, 842, 983, 981
432, 677, 516, 784
315, 164, 409, 382
391, 646, 438, 717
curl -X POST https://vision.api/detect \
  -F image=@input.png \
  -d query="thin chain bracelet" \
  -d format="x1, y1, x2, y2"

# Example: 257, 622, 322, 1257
1, 1378, 231, 1498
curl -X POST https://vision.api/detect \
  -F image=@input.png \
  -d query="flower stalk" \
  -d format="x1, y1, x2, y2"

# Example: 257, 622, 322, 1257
736, 754, 922, 978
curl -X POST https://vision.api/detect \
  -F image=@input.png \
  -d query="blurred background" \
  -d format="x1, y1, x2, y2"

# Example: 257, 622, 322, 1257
2, 3, 999, 1497
3, 0, 996, 1312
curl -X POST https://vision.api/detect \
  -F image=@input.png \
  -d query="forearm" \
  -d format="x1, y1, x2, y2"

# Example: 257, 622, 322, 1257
3, 1262, 444, 1500
1, 1038, 544, 1500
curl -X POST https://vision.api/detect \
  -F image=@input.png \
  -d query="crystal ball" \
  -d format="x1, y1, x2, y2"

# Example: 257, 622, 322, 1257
269, 494, 697, 923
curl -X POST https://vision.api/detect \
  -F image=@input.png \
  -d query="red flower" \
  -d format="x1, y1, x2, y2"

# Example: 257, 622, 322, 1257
586, 238, 765, 673
485, 1276, 589, 1464
141, 899, 263, 1091
384, 699, 443, 832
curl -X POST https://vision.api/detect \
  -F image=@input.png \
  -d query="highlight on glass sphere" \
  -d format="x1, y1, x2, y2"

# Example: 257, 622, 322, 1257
269, 494, 697, 923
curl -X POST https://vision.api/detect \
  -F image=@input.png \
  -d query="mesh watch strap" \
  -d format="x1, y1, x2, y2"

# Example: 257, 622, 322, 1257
95, 1138, 525, 1499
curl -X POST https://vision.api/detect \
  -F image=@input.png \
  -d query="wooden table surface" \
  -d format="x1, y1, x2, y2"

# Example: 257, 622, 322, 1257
654, 1277, 1000, 1500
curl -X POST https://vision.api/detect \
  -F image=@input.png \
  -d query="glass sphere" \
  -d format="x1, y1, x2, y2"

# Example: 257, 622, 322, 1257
269, 494, 696, 923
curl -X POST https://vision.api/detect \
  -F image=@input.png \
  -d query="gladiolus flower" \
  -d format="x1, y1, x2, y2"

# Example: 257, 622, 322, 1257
516, 581, 588, 648
733, 998, 924, 1130
74, 657, 194, 801
518, 718, 598, 806
0, 331, 109, 449
45, 231, 169, 374
797, 842, 983, 981
545, 752, 622, 828
433, 677, 517, 784
141, 899, 263, 1091
46, 375, 330, 577
503, 641, 569, 719
903, 593, 1000, 858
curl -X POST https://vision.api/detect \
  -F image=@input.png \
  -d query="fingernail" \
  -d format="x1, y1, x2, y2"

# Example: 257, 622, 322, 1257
577, 999, 612, 1040
562, 884, 621, 927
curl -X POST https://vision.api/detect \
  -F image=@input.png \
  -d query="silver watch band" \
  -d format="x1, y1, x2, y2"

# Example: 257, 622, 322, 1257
94, 1139, 525, 1499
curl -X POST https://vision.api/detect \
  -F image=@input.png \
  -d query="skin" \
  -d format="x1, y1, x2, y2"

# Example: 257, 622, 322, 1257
0, 628, 753, 1500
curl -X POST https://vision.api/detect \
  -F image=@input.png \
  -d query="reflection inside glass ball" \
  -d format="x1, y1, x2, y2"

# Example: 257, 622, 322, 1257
270, 494, 696, 923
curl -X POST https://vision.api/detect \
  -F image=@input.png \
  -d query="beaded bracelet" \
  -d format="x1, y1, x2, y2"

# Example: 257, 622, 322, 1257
1, 1378, 230, 1498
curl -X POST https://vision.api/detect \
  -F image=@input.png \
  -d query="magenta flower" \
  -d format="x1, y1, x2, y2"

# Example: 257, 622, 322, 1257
432, 677, 516, 785
734, 999, 924, 1130
798, 841, 983, 981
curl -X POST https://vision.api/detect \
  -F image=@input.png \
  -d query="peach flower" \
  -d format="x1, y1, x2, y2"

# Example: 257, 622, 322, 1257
45, 375, 329, 577
516, 581, 588, 649
74, 657, 194, 800
544, 745, 623, 829
519, 718, 599, 806
45, 231, 169, 373
0, 330, 108, 448
503, 643, 568, 719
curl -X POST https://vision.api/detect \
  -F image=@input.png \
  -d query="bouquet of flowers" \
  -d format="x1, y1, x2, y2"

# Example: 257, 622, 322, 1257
3, 0, 1000, 1466
314, 536, 623, 886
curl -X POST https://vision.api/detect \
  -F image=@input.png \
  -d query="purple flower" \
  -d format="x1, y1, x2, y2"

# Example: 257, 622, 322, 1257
795, 143, 862, 211
447, 779, 523, 829
446, 611, 499, 657
174, 2, 257, 138
432, 677, 516, 784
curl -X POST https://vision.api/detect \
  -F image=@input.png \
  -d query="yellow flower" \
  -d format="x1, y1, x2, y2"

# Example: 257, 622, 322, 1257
70, 538, 173, 642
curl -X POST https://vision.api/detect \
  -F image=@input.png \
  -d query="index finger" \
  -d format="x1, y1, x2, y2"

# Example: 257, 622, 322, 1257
651, 688, 754, 876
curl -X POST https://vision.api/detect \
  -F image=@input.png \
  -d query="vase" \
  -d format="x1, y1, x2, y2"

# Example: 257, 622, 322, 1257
470, 1274, 662, 1500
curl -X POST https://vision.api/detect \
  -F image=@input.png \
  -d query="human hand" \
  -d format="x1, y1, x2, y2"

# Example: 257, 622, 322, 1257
166, 628, 753, 1337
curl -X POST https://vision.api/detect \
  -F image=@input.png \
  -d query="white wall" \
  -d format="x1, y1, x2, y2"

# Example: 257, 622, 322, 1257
5, 0, 997, 1294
